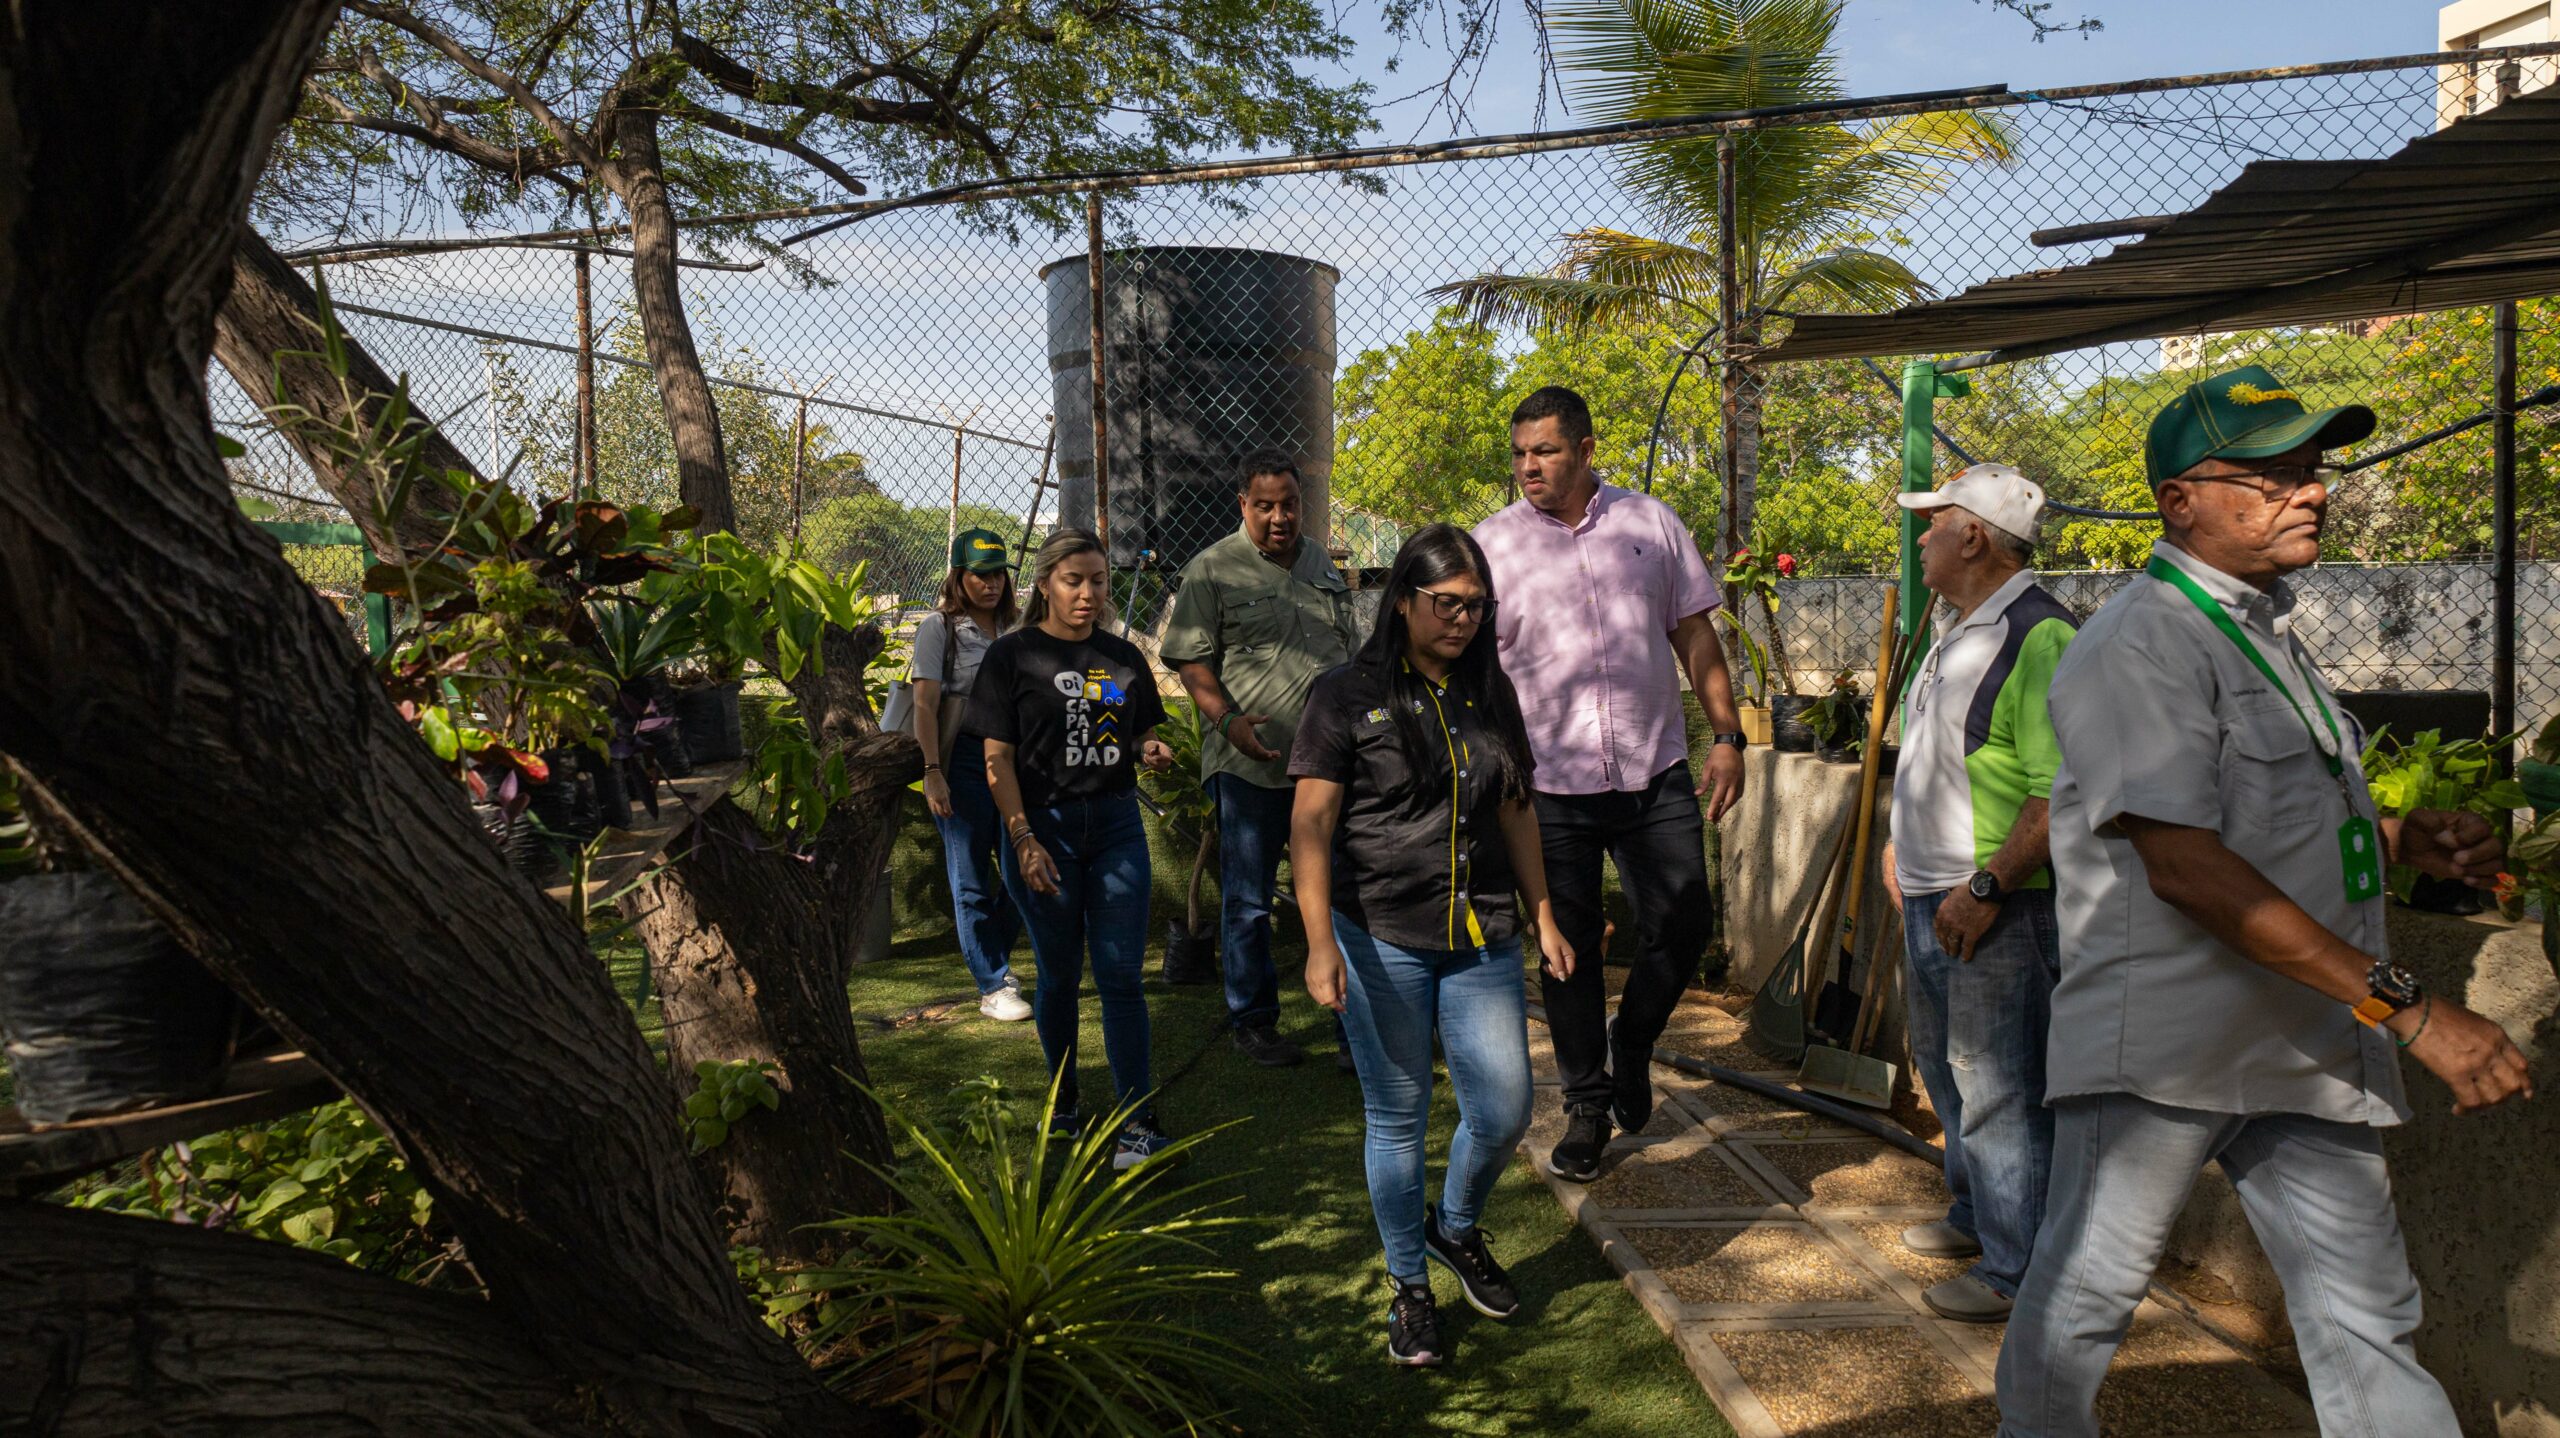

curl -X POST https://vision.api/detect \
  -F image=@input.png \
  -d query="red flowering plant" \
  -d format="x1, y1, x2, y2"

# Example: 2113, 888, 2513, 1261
1718, 545, 1799, 705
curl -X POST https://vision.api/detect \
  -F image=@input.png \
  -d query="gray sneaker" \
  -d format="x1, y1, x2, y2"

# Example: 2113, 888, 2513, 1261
1922, 1273, 2013, 1323
1901, 1219, 1983, 1259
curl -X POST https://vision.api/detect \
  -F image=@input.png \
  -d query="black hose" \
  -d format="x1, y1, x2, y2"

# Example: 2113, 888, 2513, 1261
1657, 1053, 1944, 1168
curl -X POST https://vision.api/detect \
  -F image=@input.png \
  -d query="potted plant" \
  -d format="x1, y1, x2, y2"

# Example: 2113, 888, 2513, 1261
2360, 726, 2528, 915
1804, 670, 1866, 764
1721, 546, 1797, 745
1142, 698, 1219, 985
590, 594, 705, 826
0, 766, 240, 1124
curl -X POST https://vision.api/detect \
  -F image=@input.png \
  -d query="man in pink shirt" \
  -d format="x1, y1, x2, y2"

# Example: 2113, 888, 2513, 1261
1472, 385, 1748, 1182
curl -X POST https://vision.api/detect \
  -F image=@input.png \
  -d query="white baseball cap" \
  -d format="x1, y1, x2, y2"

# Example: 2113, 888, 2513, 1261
1895, 462, 2045, 544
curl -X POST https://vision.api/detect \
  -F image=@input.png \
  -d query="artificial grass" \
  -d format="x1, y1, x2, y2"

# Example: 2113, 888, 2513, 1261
831, 922, 1733, 1438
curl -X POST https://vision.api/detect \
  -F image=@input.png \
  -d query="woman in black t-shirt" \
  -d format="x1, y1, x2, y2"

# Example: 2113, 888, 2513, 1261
1287, 522, 1575, 1367
966, 528, 1174, 1169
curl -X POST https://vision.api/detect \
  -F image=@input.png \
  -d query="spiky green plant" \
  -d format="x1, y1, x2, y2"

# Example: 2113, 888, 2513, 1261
796, 1076, 1263, 1437
0, 768, 39, 879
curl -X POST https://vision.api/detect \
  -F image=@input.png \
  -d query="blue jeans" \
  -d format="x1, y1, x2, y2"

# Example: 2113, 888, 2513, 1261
1000, 793, 1154, 1122
1213, 773, 1291, 1029
1901, 888, 2060, 1298
934, 734, 1018, 996
1997, 1094, 2455, 1438
1334, 915, 1534, 1285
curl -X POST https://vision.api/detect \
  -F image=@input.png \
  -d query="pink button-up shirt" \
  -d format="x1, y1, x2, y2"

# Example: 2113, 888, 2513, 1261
1472, 482, 1719, 795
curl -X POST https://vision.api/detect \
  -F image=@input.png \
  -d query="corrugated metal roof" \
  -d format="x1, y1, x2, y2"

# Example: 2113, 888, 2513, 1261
1759, 87, 2560, 367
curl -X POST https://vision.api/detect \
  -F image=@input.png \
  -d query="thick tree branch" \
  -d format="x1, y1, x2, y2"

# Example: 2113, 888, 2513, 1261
0, 1203, 610, 1438
342, 0, 608, 173
672, 29, 940, 127
661, 95, 868, 196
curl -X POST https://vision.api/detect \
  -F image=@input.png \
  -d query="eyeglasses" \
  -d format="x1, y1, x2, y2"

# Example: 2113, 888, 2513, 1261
2178, 464, 2342, 501
1414, 589, 1497, 623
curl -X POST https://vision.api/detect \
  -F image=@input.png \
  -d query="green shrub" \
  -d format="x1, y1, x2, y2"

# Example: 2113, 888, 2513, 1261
794, 1076, 1264, 1436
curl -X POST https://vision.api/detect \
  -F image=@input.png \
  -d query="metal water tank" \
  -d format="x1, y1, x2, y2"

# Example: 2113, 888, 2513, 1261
1042, 246, 1337, 572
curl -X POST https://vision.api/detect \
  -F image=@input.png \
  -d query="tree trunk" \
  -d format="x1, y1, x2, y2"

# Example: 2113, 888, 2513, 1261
630, 625, 920, 1261
0, 9, 879, 1431
212, 230, 475, 553
610, 102, 735, 535
1, 1201, 612, 1437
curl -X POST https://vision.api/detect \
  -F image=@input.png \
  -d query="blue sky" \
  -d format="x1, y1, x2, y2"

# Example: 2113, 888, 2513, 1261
1325, 0, 2446, 142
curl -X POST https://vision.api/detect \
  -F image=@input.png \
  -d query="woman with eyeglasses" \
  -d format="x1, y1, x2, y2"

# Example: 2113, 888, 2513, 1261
1287, 522, 1575, 1367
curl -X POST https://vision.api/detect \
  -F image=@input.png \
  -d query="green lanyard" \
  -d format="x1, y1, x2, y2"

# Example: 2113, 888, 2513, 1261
2144, 555, 2345, 780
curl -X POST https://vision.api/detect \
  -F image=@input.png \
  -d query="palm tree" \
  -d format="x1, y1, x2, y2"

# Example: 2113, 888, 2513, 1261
1431, 0, 2013, 561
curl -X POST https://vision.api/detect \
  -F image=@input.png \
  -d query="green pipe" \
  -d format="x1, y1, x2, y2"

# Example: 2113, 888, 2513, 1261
255, 519, 391, 657
1898, 359, 1969, 639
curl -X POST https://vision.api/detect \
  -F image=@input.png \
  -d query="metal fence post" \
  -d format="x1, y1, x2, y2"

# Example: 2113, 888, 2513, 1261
2494, 58, 2521, 769
574, 247, 596, 498
1087, 189, 1109, 560
791, 393, 808, 548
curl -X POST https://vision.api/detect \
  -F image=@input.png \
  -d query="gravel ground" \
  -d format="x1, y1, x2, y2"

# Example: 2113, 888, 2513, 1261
1711, 1326, 2000, 1437
1623, 1224, 1880, 1306
1588, 1143, 1772, 1212
1683, 1079, 1848, 1137
1747, 1140, 1950, 1208
2093, 1316, 2310, 1434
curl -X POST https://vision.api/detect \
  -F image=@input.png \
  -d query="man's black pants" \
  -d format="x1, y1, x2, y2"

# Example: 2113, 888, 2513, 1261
1534, 762, 1715, 1116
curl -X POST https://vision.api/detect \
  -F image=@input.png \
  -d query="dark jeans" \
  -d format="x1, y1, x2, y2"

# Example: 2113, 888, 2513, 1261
934, 734, 1019, 996
1902, 887, 2060, 1298
1212, 773, 1291, 1030
1535, 762, 1713, 1115
999, 792, 1154, 1122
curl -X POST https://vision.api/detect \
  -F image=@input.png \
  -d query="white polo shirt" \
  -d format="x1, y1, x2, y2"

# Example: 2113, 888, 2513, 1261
1891, 571, 2079, 896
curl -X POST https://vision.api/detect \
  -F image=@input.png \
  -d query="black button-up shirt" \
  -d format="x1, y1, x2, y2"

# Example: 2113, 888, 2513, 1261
1287, 661, 1527, 953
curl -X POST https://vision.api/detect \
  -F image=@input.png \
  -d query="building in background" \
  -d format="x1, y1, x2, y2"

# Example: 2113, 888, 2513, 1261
2440, 0, 2556, 125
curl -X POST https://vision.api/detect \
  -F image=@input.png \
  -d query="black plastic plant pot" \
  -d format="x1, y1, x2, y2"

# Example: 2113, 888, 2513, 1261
1818, 740, 1861, 766
529, 753, 602, 843
1162, 918, 1219, 986
1770, 694, 1820, 753
646, 717, 696, 780
590, 757, 635, 832
505, 812, 563, 883
671, 682, 746, 765
2402, 873, 2486, 917
0, 870, 239, 1125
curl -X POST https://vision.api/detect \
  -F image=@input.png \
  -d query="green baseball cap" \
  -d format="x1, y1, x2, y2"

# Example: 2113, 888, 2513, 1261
2145, 363, 2375, 488
950, 528, 1010, 573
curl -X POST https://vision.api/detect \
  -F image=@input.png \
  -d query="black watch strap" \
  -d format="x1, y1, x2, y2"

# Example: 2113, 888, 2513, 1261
1710, 730, 1748, 749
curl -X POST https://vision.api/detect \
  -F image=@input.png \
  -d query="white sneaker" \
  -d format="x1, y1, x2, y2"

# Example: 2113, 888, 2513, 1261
979, 986, 1033, 1022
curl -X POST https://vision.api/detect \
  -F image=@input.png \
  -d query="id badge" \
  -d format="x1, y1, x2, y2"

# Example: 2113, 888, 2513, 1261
2338, 816, 2383, 902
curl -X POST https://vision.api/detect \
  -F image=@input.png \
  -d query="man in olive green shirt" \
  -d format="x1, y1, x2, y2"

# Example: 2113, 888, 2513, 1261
1161, 451, 1357, 1068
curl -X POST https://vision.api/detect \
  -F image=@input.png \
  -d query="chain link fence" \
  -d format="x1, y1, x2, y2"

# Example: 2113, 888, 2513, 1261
223, 47, 2560, 730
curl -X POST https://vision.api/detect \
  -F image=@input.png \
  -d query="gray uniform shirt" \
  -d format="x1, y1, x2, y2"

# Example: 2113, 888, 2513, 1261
2046, 540, 2407, 1127
908, 611, 998, 701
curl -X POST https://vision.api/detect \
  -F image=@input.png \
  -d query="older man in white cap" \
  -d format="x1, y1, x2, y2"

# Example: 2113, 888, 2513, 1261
1878, 462, 2077, 1324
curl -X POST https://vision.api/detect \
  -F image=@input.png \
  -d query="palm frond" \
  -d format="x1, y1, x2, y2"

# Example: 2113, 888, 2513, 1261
1426, 270, 1708, 335
1762, 247, 1930, 316
1553, 0, 1845, 120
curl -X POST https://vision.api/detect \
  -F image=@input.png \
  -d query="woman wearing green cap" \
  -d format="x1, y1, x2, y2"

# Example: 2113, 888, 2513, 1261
913, 527, 1031, 1023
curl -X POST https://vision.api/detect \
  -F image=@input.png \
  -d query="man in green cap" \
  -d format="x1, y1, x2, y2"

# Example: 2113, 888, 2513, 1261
1162, 449, 1359, 1069
1995, 365, 2533, 1436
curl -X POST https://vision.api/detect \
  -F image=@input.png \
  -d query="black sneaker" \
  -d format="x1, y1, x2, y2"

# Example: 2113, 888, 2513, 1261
1545, 1105, 1612, 1183
1234, 1023, 1304, 1068
1386, 1280, 1446, 1367
1607, 1016, 1655, 1135
1424, 1210, 1520, 1319
1112, 1120, 1177, 1171
1045, 1105, 1084, 1141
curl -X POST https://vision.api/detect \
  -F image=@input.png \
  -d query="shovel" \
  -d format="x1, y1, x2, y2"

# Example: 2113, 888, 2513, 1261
1743, 798, 1860, 1063
1800, 594, 1925, 1108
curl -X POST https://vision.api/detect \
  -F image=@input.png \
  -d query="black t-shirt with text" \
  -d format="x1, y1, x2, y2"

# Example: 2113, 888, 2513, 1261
965, 626, 1169, 809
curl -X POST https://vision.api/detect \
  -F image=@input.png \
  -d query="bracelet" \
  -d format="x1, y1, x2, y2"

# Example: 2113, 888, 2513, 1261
1215, 710, 1239, 738
922, 763, 942, 774
2393, 993, 2433, 1049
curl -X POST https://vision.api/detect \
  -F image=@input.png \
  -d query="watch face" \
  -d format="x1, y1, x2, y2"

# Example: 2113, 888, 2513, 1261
1968, 871, 1998, 900
2369, 961, 2422, 1007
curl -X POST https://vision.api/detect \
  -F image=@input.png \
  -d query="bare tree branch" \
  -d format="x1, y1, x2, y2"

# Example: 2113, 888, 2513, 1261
344, 1, 609, 173
661, 95, 868, 196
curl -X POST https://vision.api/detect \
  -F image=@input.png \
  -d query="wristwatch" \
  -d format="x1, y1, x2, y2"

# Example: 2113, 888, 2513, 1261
2352, 959, 2424, 1028
1710, 731, 1748, 750
1966, 869, 2006, 903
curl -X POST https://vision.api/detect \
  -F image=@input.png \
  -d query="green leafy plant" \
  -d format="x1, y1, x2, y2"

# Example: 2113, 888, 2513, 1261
589, 593, 705, 685
1805, 671, 1866, 754
1719, 546, 1797, 705
2361, 728, 2528, 904
796, 1075, 1261, 1435
684, 1059, 782, 1153
734, 701, 854, 841
66, 1099, 464, 1287
1141, 696, 1219, 937
672, 536, 877, 685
